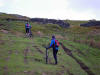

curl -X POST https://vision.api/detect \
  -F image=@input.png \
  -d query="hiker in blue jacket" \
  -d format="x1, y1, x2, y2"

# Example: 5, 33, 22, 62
25, 22, 31, 36
46, 35, 59, 64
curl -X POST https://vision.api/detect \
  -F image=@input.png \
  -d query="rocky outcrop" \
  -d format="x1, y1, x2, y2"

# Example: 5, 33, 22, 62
30, 18, 70, 28
80, 21, 100, 27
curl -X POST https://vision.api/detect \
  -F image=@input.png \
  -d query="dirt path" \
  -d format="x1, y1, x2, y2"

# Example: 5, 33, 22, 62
61, 65, 74, 75
60, 43, 95, 75
33, 45, 44, 54
67, 69, 74, 75
23, 46, 43, 63
5, 50, 13, 61
24, 48, 29, 64
3, 66, 8, 75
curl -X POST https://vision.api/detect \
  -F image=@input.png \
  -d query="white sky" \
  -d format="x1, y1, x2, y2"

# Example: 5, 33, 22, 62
0, 0, 100, 20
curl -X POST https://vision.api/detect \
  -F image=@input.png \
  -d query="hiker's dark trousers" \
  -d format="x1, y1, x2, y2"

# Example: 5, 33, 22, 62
26, 28, 30, 33
53, 48, 58, 64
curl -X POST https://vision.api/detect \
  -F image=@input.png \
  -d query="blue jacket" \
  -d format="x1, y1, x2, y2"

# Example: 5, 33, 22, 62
48, 38, 58, 50
25, 24, 31, 29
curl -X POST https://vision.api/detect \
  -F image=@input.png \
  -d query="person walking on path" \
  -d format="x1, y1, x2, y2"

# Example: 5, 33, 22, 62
46, 35, 59, 65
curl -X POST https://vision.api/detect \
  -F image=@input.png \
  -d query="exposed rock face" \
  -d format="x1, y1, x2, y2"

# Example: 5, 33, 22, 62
30, 18, 70, 28
80, 21, 100, 27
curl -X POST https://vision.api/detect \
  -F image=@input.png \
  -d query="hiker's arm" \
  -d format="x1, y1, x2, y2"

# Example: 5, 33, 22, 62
47, 40, 54, 49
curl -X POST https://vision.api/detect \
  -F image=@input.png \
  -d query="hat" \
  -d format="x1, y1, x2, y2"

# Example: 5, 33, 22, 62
52, 35, 55, 39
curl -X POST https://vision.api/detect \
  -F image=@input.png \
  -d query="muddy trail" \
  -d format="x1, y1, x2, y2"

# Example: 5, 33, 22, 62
60, 43, 95, 75
3, 66, 9, 75
61, 65, 74, 75
33, 45, 44, 54
24, 48, 29, 64
23, 46, 43, 64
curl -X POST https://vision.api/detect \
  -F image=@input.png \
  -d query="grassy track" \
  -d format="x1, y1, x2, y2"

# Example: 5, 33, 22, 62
0, 33, 100, 75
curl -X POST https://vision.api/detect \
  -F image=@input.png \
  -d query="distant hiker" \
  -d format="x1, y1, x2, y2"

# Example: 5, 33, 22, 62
46, 35, 59, 64
25, 22, 31, 36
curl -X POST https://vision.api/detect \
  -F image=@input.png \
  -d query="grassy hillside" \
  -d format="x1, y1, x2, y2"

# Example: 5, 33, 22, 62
0, 32, 100, 75
0, 13, 100, 75
0, 13, 29, 20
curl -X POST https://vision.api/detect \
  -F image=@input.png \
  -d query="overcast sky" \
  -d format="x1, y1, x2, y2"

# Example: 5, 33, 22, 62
0, 0, 100, 20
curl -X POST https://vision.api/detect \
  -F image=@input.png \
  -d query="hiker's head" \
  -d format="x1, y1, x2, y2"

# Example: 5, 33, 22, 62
52, 35, 55, 39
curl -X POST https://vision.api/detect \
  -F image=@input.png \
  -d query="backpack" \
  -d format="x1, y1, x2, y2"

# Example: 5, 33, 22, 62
26, 24, 29, 28
54, 40, 59, 47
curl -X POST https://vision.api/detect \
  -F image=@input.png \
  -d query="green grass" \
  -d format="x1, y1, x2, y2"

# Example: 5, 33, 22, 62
0, 14, 100, 75
0, 32, 100, 75
60, 40, 100, 75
